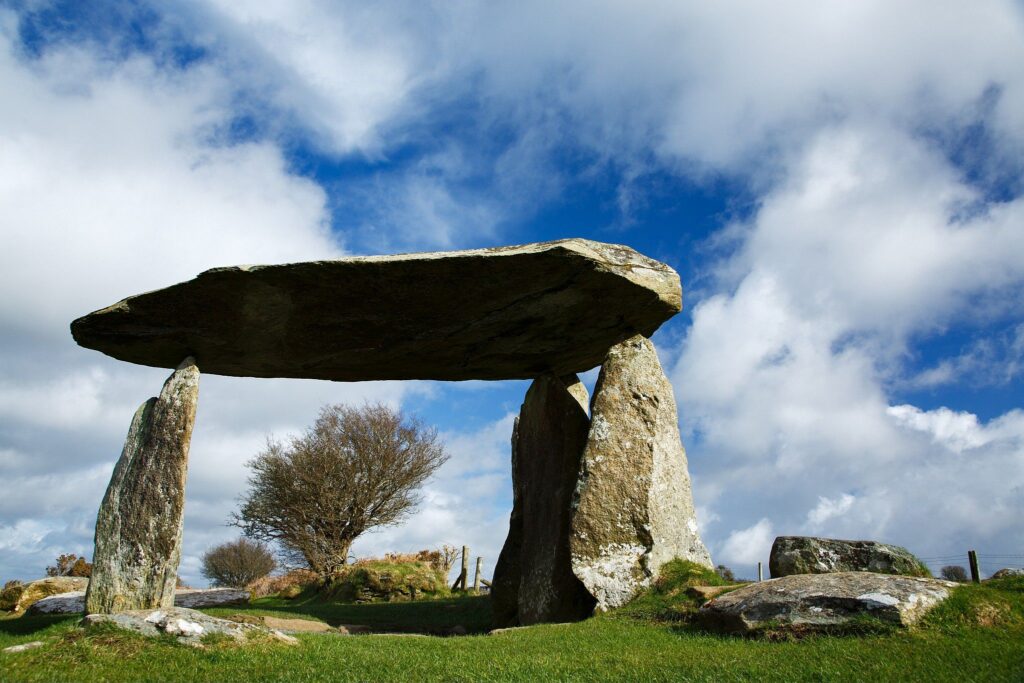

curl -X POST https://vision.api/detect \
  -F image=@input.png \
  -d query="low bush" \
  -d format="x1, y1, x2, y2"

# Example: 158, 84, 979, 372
1, 580, 25, 611
201, 538, 276, 588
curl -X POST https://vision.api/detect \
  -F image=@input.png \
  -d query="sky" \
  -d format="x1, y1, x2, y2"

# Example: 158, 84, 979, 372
1, 0, 1023, 586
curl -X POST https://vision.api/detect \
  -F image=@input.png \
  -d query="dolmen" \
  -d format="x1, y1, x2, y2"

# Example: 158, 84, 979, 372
70, 239, 712, 623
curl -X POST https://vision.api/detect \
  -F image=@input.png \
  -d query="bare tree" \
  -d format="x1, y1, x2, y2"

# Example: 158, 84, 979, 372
234, 403, 449, 578
201, 538, 276, 587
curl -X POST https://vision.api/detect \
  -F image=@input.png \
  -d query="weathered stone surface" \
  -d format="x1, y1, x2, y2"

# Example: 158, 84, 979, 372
990, 568, 1024, 579
769, 536, 930, 578
70, 239, 681, 381
492, 374, 596, 627
82, 607, 297, 646
570, 335, 711, 611
26, 588, 249, 615
0, 577, 88, 613
174, 588, 250, 608
699, 572, 957, 634
85, 358, 200, 615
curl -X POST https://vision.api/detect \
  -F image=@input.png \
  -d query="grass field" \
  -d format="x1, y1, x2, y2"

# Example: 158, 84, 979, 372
2, 570, 1022, 682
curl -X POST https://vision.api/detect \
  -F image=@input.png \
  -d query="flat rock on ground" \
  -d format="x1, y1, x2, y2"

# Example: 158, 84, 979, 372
82, 607, 297, 646
227, 614, 336, 633
27, 588, 251, 615
70, 239, 681, 381
769, 536, 930, 578
699, 572, 958, 634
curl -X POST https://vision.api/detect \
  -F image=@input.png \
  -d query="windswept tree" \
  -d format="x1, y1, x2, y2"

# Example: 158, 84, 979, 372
234, 403, 449, 578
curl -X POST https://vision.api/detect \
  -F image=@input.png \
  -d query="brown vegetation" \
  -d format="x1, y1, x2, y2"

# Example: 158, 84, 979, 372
45, 553, 92, 577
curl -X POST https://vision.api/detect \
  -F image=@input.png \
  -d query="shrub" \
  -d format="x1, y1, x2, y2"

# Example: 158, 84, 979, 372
45, 553, 92, 578
941, 565, 969, 582
201, 538, 276, 587
715, 565, 736, 582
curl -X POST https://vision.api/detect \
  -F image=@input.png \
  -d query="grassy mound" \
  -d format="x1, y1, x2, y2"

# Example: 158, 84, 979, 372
324, 559, 450, 603
610, 560, 740, 623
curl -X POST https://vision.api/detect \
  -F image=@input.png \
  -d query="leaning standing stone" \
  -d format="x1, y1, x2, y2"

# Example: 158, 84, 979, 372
494, 374, 596, 626
571, 335, 711, 610
85, 358, 200, 614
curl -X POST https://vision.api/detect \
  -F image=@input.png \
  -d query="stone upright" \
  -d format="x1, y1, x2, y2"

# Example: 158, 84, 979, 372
85, 358, 200, 614
571, 335, 711, 610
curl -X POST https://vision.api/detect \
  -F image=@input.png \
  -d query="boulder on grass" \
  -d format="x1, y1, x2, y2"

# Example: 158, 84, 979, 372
0, 577, 89, 613
699, 572, 957, 635
82, 607, 297, 646
769, 536, 930, 578
990, 568, 1024, 580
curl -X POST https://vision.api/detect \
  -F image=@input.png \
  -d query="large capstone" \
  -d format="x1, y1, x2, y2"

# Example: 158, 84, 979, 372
70, 239, 681, 382
85, 358, 199, 615
492, 374, 596, 627
571, 335, 711, 610
769, 536, 930, 578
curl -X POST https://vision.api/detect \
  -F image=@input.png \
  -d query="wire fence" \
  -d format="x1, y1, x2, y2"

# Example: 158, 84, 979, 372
917, 552, 1024, 579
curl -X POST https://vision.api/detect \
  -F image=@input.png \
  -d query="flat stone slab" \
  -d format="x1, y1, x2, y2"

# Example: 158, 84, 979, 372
70, 239, 681, 381
82, 607, 297, 646
699, 572, 957, 634
27, 588, 251, 615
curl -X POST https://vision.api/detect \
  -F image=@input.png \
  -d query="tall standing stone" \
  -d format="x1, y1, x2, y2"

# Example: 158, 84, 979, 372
492, 374, 596, 626
571, 335, 711, 611
85, 358, 200, 615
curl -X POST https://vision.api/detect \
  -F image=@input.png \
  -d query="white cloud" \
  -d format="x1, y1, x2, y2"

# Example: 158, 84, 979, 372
805, 494, 856, 530
719, 518, 774, 567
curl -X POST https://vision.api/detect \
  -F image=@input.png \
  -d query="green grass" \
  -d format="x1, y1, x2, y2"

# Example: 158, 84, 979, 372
2, 573, 1022, 682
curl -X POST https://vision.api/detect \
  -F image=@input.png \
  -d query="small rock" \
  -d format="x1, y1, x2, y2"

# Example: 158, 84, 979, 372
699, 572, 957, 635
336, 624, 372, 635
3, 641, 45, 654
769, 536, 930, 578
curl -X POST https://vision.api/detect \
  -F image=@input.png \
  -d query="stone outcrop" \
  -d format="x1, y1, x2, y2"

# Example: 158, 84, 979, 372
570, 335, 711, 611
492, 374, 596, 627
85, 358, 200, 615
82, 607, 297, 646
70, 239, 681, 382
699, 572, 957, 634
769, 536, 930, 578
990, 568, 1024, 579
0, 577, 88, 613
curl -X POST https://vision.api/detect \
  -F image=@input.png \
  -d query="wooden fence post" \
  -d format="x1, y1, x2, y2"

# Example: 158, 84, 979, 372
757, 562, 763, 582
968, 550, 980, 584
474, 557, 483, 593
460, 545, 469, 590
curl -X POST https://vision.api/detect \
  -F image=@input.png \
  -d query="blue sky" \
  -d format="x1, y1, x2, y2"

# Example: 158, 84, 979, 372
1, 1, 1023, 585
